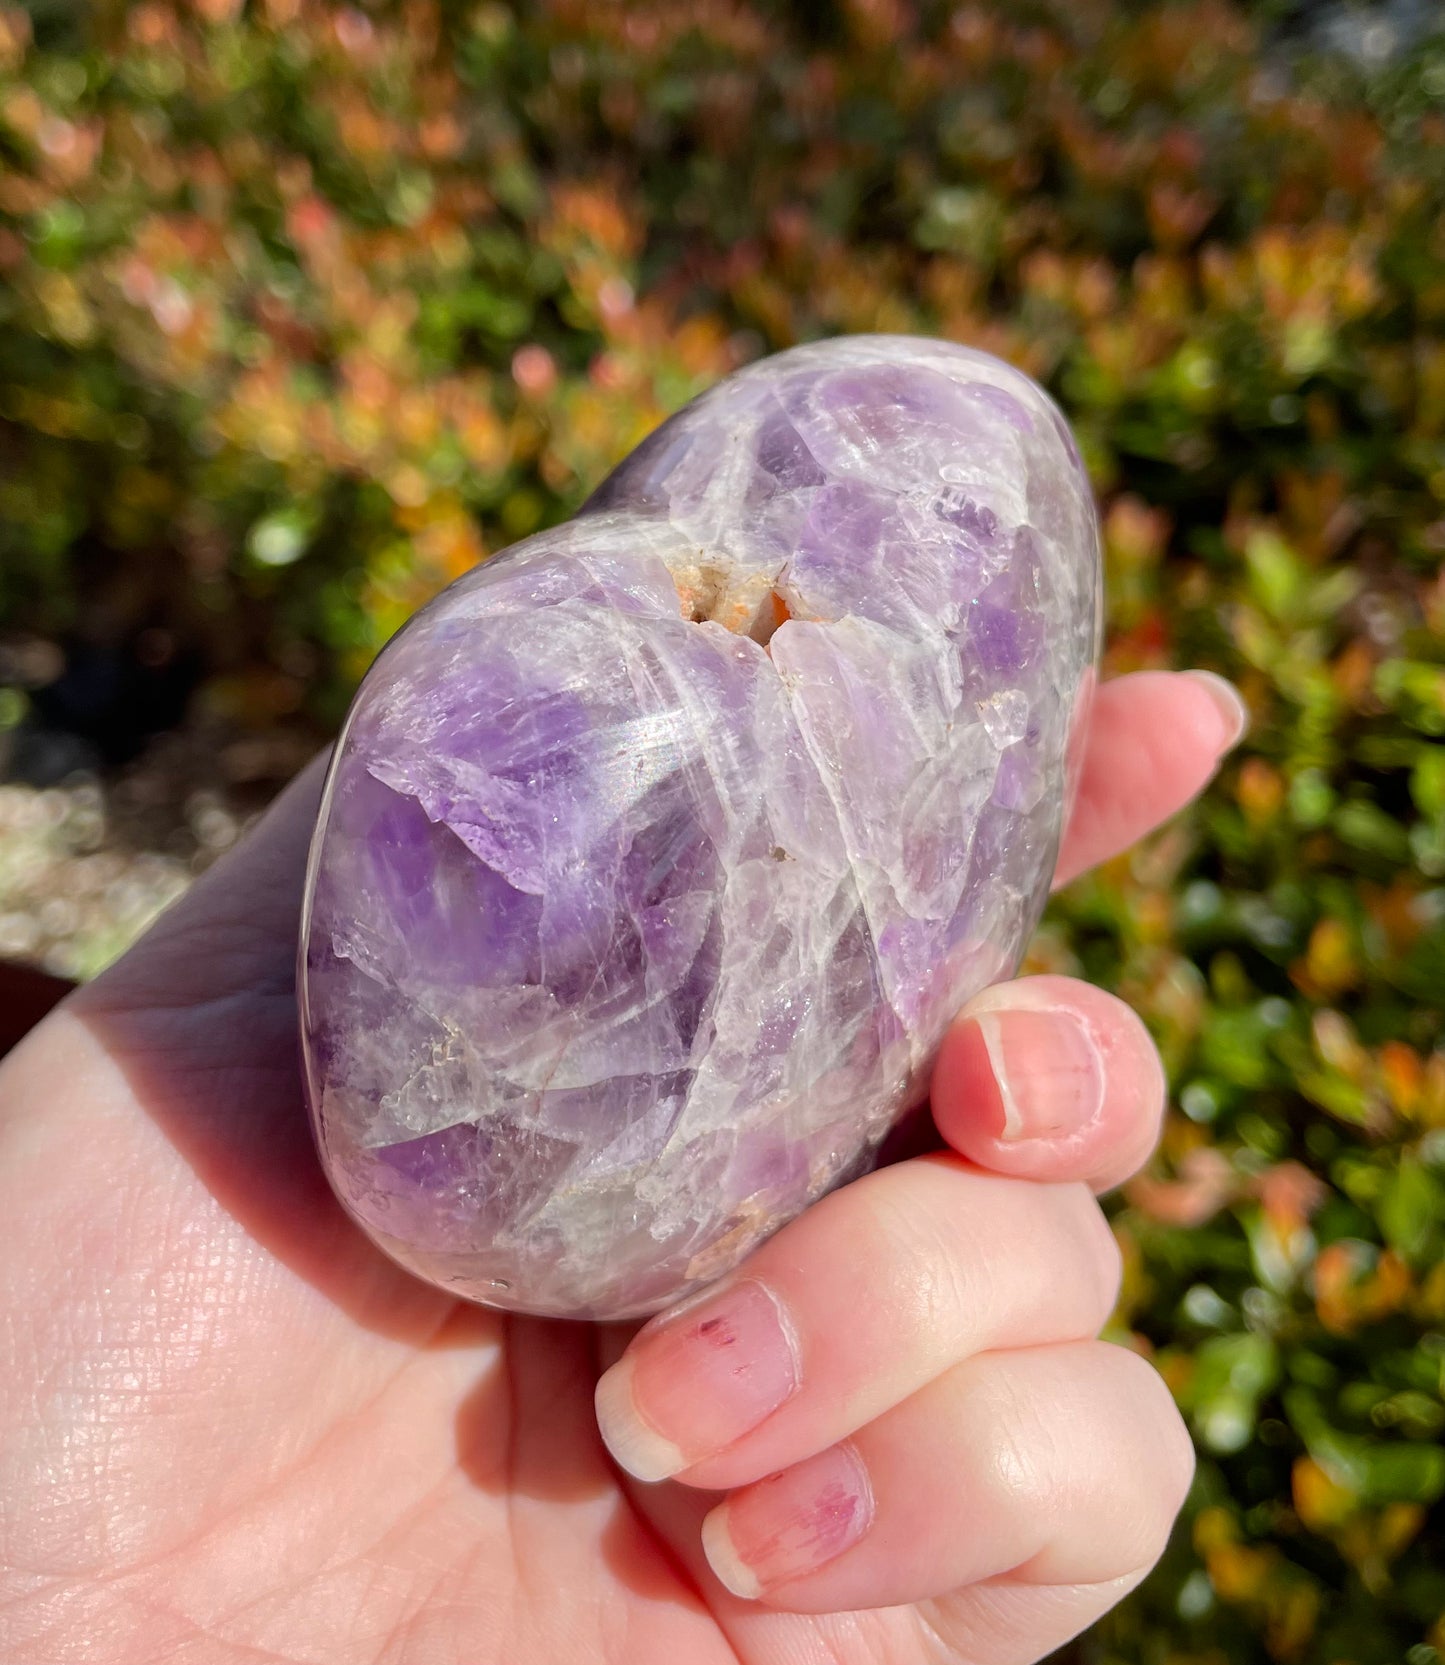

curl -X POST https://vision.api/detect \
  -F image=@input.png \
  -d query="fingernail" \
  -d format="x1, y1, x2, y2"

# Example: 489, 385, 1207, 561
1185, 670, 1249, 752
595, 1280, 800, 1482
702, 1442, 874, 1599
970, 1001, 1106, 1142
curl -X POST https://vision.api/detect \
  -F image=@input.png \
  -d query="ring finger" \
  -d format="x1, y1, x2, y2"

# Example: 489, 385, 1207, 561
701, 1338, 1195, 1611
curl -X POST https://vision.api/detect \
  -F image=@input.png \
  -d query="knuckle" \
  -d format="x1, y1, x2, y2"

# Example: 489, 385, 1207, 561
1156, 1398, 1198, 1519
974, 1367, 1062, 1516
1068, 1190, 1125, 1326
860, 1177, 979, 1347
1028, 1183, 1123, 1335
1113, 1347, 1196, 1546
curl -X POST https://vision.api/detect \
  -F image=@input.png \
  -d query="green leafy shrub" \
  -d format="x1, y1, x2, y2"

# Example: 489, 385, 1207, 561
2, 2, 1443, 1658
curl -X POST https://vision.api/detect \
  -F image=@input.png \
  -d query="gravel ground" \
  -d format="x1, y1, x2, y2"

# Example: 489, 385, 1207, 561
0, 726, 308, 982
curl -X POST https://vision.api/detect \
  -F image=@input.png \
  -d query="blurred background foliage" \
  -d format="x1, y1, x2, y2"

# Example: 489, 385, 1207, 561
2, 0, 1444, 1658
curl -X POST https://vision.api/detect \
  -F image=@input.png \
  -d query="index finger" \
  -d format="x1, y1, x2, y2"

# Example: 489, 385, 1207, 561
1054, 669, 1247, 888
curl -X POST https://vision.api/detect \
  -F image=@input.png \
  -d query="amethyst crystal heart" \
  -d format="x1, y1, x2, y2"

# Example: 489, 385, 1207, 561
299, 335, 1102, 1320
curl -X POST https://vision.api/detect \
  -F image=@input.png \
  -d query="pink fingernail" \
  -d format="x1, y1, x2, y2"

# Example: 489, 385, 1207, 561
971, 1002, 1105, 1142
1185, 669, 1249, 751
595, 1280, 800, 1481
703, 1442, 875, 1599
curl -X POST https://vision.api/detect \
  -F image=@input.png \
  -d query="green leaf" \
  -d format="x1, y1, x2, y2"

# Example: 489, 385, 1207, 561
1287, 1388, 1445, 1505
1410, 748, 1445, 817
1379, 1158, 1443, 1263
1335, 799, 1413, 862
1245, 527, 1306, 621
1191, 1334, 1280, 1453
246, 508, 315, 569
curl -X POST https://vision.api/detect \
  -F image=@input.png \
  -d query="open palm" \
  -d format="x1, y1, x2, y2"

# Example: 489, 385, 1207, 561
0, 670, 1240, 1665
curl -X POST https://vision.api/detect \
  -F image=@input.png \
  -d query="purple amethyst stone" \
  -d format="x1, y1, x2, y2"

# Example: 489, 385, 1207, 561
299, 335, 1102, 1319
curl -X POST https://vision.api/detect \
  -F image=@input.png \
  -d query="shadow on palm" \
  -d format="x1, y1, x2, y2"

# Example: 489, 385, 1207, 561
68, 763, 672, 1544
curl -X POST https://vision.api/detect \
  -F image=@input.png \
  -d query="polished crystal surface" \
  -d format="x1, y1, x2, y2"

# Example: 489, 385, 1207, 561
299, 335, 1102, 1319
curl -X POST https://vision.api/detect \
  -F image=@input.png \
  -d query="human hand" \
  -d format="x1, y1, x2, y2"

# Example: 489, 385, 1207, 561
0, 668, 1242, 1665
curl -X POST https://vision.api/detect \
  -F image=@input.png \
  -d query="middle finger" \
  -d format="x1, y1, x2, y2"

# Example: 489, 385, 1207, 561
595, 1153, 1120, 1489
